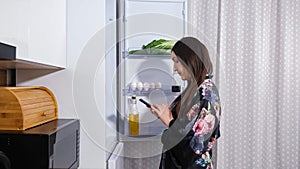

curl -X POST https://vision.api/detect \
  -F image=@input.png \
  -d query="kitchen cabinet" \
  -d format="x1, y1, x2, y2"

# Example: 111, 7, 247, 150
0, 0, 66, 68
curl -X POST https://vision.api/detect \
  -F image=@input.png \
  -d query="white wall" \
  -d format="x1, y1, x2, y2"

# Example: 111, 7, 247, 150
18, 0, 107, 168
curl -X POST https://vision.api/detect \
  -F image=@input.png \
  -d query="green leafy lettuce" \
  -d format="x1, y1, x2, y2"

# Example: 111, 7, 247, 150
129, 39, 176, 55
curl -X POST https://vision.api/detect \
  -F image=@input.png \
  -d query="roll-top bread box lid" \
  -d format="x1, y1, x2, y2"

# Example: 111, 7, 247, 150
0, 86, 58, 130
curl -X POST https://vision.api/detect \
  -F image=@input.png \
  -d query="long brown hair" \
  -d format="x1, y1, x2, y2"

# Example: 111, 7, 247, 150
170, 37, 213, 118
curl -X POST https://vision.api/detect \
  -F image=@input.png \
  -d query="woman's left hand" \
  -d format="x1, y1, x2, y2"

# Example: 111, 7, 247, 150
150, 104, 174, 127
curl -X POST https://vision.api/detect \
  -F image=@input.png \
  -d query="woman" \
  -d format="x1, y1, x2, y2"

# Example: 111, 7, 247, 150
150, 37, 221, 169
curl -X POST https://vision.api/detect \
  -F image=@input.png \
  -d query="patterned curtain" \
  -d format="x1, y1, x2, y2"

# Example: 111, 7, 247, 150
189, 0, 300, 168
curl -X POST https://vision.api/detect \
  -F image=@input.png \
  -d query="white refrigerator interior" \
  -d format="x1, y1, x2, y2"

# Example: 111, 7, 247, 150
107, 0, 186, 169
122, 0, 186, 137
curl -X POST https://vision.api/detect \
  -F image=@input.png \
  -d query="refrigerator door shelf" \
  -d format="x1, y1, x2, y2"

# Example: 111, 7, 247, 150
123, 88, 180, 96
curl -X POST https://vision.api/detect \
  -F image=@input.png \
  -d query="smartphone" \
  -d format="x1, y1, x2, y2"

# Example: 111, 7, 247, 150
139, 98, 151, 108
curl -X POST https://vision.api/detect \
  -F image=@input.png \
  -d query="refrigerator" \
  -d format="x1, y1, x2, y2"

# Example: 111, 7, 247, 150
106, 0, 186, 168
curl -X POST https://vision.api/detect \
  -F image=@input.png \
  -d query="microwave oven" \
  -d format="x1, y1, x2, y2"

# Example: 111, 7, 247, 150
0, 119, 80, 169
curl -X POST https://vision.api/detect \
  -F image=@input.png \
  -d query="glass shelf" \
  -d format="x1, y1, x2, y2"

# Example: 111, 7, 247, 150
123, 88, 180, 96
127, 0, 185, 3
123, 51, 172, 59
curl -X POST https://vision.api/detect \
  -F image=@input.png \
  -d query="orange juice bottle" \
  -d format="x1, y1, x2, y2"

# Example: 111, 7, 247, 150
129, 95, 139, 135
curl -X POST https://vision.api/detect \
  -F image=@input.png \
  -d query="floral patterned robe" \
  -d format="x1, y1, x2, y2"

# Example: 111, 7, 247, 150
159, 78, 221, 169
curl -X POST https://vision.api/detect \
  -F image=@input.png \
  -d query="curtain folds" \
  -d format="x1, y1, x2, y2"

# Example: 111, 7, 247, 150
188, 0, 300, 168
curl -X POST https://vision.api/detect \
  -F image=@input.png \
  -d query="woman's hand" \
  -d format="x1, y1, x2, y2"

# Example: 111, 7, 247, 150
150, 104, 174, 127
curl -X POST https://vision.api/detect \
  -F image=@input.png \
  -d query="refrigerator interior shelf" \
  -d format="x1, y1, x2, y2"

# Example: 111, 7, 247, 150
119, 134, 162, 142
123, 88, 180, 96
123, 51, 172, 59
127, 0, 185, 3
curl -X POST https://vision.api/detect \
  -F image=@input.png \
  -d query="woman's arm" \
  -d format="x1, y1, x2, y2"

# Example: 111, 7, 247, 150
150, 104, 174, 127
150, 103, 185, 149
160, 98, 210, 150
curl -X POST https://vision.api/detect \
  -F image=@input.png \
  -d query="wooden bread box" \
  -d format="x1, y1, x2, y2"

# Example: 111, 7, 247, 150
0, 86, 58, 130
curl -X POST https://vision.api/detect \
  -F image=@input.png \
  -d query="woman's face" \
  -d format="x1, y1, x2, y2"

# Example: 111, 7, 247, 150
172, 51, 191, 80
